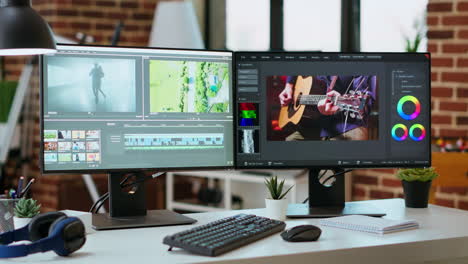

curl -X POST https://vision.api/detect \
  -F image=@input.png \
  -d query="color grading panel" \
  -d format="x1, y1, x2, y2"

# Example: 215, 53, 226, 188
390, 66, 429, 164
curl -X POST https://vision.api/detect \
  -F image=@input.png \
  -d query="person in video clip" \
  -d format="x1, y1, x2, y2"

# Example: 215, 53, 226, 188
278, 75, 376, 141
89, 63, 106, 104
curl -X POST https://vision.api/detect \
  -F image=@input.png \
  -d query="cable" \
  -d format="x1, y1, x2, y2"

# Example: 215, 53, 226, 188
89, 172, 165, 214
302, 169, 354, 204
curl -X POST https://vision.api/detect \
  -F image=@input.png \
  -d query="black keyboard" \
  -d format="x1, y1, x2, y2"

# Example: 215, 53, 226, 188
163, 214, 286, 256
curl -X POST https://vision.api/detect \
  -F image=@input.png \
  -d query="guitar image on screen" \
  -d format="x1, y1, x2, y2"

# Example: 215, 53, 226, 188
278, 76, 370, 129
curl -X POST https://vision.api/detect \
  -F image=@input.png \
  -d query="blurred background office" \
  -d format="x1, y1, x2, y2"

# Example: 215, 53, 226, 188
0, 0, 466, 213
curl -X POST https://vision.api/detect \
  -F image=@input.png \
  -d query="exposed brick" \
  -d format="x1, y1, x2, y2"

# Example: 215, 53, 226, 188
71, 0, 91, 5
57, 9, 78, 16
457, 58, 468, 67
431, 72, 438, 82
82, 11, 104, 18
439, 102, 467, 112
442, 16, 468, 25
427, 16, 439, 26
107, 12, 128, 19
431, 57, 453, 67
96, 23, 114, 30
428, 44, 438, 53
370, 190, 394, 199
457, 88, 468, 98
432, 115, 452, 124
458, 201, 468, 210
352, 186, 366, 197
144, 2, 157, 9
459, 30, 468, 39
427, 2, 452, 12
71, 22, 91, 30
435, 198, 455, 208
353, 175, 378, 185
121, 1, 138, 8
50, 21, 69, 29
432, 87, 453, 97
458, 2, 468, 11
369, 168, 395, 174
439, 129, 468, 138
442, 44, 468, 53
457, 116, 468, 125
38, 9, 56, 16
427, 30, 453, 39
442, 72, 468, 83
133, 13, 153, 20
439, 187, 468, 195
96, 0, 115, 6
382, 179, 402, 188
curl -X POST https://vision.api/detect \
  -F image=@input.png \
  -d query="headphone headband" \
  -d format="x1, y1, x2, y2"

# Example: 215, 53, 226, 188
0, 215, 85, 258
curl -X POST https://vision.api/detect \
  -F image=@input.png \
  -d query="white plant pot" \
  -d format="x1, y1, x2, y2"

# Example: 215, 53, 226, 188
265, 198, 288, 221
14, 217, 32, 229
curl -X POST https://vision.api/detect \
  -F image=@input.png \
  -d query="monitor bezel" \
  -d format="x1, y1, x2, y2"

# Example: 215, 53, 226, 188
40, 44, 236, 174
233, 51, 432, 170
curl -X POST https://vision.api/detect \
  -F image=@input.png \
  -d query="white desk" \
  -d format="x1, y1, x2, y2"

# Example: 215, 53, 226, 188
10, 199, 468, 264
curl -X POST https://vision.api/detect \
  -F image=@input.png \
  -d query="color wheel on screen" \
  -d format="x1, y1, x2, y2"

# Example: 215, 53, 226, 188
391, 124, 408, 141
397, 95, 421, 120
409, 124, 426, 141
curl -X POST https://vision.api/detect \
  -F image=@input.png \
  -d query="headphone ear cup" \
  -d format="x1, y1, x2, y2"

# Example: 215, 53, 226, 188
28, 212, 67, 241
49, 217, 86, 256
48, 216, 68, 236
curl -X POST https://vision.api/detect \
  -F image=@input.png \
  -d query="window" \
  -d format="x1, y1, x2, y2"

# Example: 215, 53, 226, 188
284, 0, 341, 51
226, 0, 270, 51
361, 0, 428, 52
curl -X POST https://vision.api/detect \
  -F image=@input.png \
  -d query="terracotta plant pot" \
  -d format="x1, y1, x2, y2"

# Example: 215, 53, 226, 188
402, 180, 432, 208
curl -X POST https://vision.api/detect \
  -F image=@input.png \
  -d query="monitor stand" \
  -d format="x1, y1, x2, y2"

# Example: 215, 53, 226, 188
92, 173, 196, 230
287, 169, 386, 218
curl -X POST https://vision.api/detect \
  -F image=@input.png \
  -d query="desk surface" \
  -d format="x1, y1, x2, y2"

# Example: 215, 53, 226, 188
9, 199, 468, 264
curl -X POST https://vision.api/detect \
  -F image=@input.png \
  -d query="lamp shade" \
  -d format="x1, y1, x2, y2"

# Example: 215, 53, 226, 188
0, 0, 56, 56
149, 1, 204, 49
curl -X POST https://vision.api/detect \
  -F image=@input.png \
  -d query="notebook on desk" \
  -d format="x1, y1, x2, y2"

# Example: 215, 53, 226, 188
319, 215, 419, 234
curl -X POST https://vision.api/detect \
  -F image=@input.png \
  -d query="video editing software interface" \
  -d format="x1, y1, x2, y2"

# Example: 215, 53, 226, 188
42, 45, 233, 171
235, 53, 430, 168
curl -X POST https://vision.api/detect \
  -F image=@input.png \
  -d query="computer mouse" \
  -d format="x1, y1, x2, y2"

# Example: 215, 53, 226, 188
281, 225, 322, 242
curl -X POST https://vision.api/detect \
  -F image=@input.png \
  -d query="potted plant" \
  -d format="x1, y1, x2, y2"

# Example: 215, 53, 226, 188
396, 168, 438, 208
264, 176, 293, 220
13, 198, 41, 228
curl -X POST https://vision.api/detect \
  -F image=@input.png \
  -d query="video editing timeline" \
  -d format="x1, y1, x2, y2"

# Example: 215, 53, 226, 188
42, 45, 234, 171
235, 52, 430, 168
124, 134, 224, 150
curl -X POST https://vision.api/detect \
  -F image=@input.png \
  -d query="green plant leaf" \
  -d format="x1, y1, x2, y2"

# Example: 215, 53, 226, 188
396, 167, 438, 182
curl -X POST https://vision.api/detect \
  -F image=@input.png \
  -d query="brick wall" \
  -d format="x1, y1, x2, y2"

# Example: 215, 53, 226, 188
352, 0, 468, 209
2, 0, 165, 211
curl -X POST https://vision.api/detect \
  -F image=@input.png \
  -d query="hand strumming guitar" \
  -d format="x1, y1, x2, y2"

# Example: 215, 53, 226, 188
317, 90, 341, 115
279, 83, 294, 106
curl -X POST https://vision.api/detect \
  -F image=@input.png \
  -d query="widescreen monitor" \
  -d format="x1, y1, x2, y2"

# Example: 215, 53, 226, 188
235, 52, 431, 169
41, 44, 234, 173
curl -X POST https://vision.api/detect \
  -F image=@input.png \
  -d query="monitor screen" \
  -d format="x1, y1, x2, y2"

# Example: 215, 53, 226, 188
235, 52, 431, 168
41, 45, 234, 173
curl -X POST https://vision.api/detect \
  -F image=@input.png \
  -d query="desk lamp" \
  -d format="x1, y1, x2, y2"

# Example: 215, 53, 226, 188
0, 0, 56, 56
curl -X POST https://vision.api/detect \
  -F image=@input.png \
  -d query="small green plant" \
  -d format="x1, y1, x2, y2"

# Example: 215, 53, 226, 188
396, 168, 439, 182
14, 198, 41, 218
264, 176, 293, 200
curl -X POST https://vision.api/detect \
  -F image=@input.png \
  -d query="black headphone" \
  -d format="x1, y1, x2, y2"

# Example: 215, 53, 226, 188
0, 212, 86, 258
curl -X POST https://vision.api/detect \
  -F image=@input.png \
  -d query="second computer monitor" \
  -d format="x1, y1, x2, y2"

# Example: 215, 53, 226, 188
235, 52, 431, 169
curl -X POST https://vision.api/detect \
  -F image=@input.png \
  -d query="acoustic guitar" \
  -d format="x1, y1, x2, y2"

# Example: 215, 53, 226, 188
277, 76, 369, 128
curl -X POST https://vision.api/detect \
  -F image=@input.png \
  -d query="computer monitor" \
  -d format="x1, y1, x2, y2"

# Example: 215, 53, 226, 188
235, 52, 431, 217
41, 44, 234, 229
